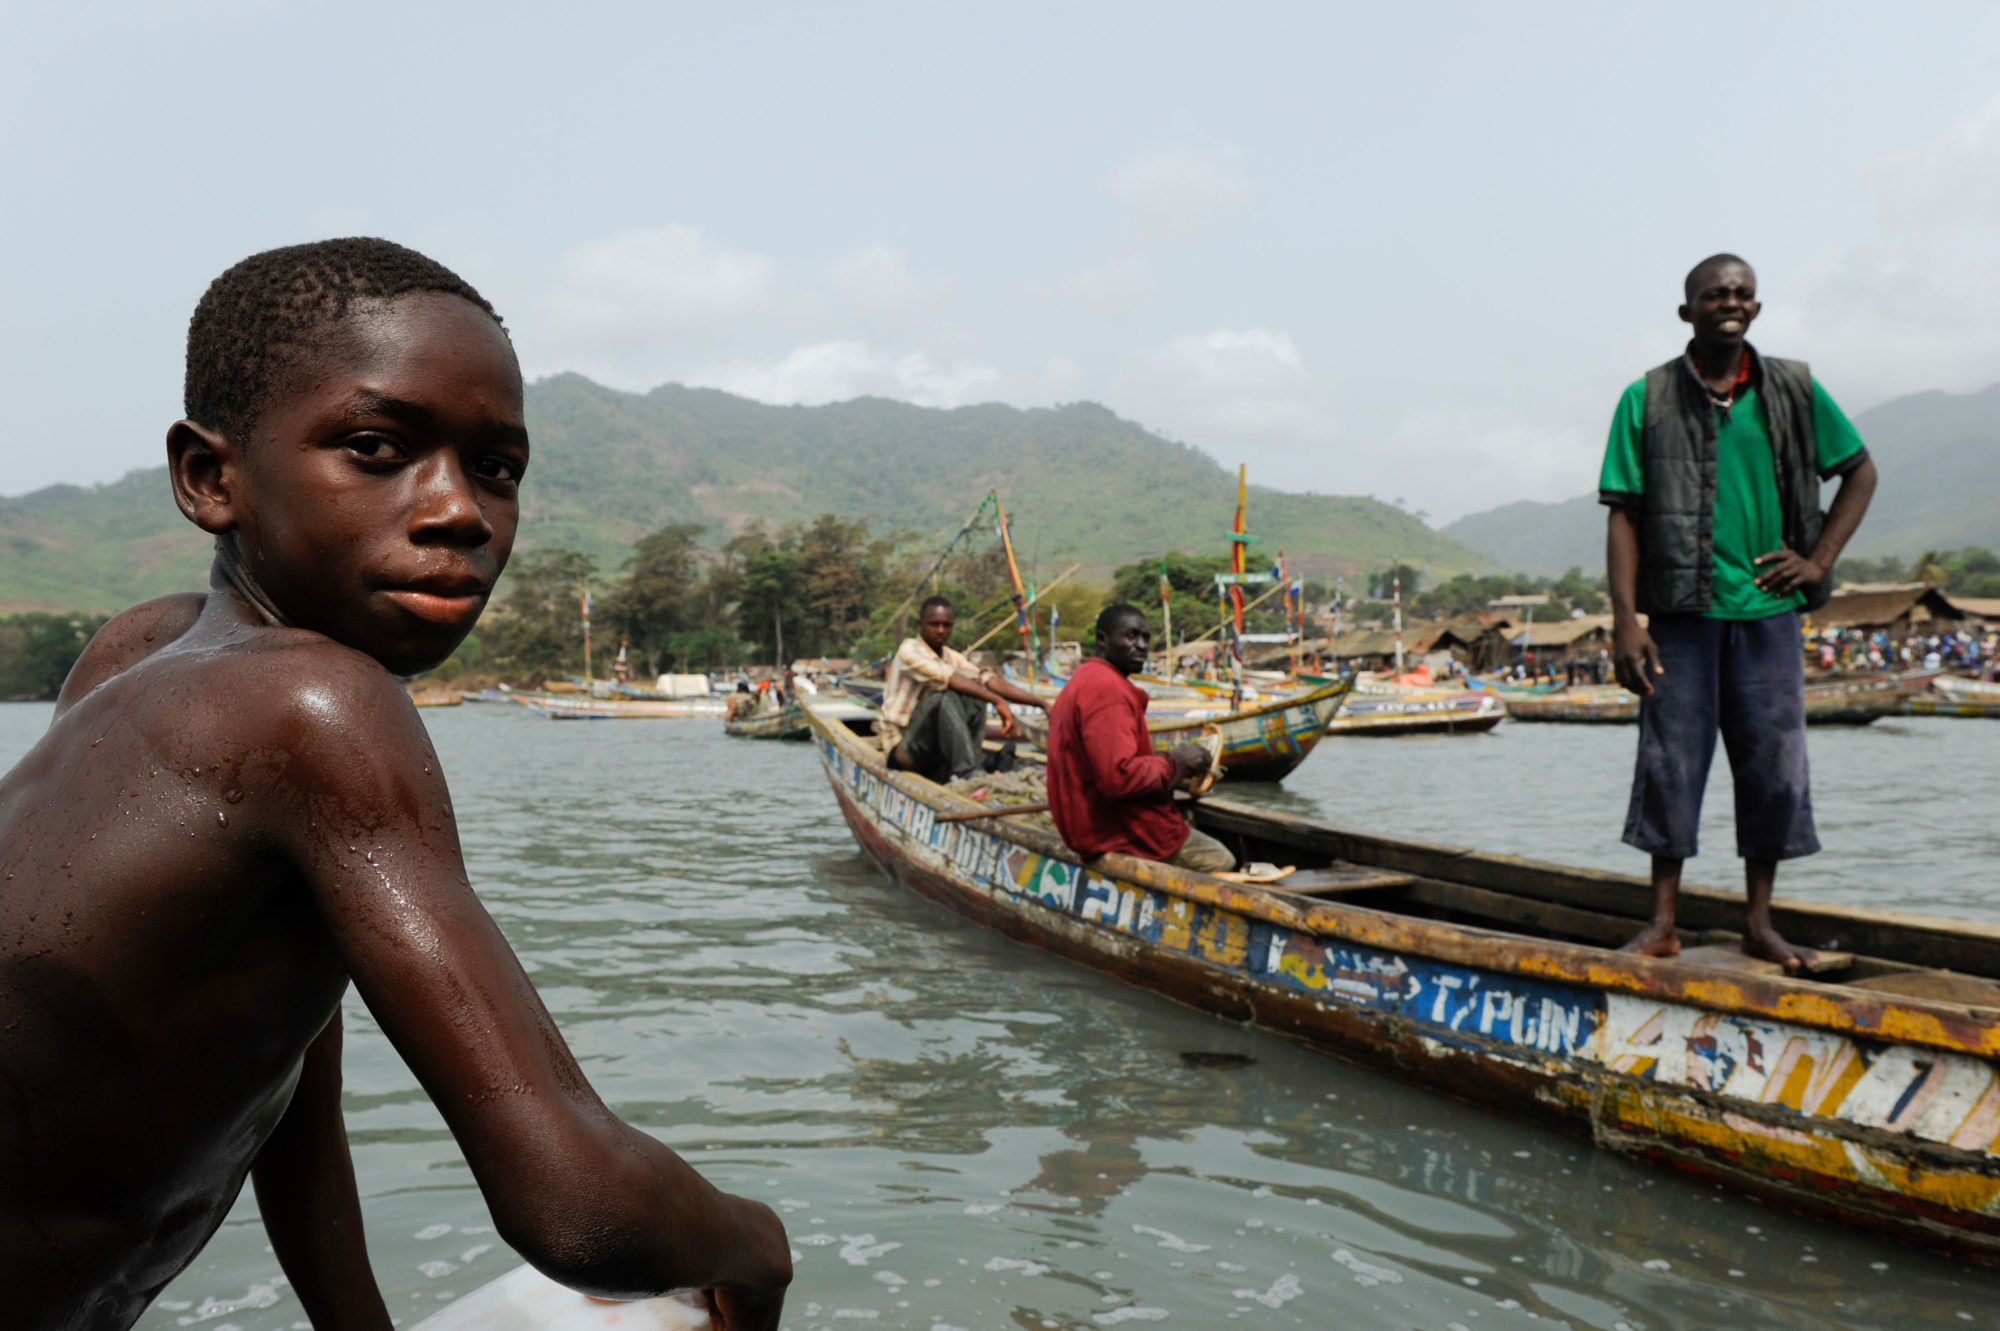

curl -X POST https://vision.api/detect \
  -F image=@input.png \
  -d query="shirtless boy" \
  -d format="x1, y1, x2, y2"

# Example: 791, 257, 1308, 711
0, 240, 791, 1329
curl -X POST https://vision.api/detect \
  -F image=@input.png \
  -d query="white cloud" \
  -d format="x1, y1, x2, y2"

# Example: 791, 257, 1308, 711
1049, 255, 1161, 314
1109, 327, 1331, 457
822, 244, 953, 319
547, 224, 776, 347
1772, 94, 2000, 405
1108, 150, 1252, 245
1385, 410, 1597, 524
689, 341, 1001, 408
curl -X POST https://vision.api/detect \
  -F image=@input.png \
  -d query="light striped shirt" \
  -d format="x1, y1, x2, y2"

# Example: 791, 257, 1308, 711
878, 637, 989, 751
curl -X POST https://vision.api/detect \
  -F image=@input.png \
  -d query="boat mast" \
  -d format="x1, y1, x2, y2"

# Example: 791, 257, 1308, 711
1229, 465, 1248, 700
581, 583, 593, 683
993, 493, 1037, 665
1392, 560, 1404, 676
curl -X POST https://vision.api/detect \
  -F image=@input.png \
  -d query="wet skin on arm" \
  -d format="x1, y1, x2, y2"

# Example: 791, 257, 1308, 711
0, 293, 789, 1330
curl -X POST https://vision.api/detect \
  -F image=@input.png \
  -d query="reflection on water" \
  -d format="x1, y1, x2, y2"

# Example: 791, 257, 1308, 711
0, 703, 1993, 1329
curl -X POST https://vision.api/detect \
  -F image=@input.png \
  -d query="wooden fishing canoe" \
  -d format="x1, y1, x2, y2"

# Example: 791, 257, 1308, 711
1501, 686, 1641, 723
1803, 677, 1906, 725
1504, 679, 1907, 727
1937, 676, 2000, 705
1906, 696, 2000, 720
411, 1264, 709, 1329
1014, 679, 1349, 783
1138, 680, 1349, 782
805, 693, 2000, 1260
723, 692, 876, 740
1322, 690, 1505, 737
518, 693, 727, 720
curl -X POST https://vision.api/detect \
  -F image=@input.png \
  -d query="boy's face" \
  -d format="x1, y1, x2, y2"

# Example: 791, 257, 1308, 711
226, 293, 528, 675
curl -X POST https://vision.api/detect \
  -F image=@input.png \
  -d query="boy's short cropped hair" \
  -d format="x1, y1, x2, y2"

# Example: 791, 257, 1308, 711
184, 237, 505, 440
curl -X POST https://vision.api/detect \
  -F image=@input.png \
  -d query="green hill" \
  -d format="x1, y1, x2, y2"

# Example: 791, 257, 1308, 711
0, 377, 1493, 613
1441, 381, 2000, 576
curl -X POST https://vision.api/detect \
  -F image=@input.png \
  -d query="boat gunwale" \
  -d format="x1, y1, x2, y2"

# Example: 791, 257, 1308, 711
802, 695, 2000, 1060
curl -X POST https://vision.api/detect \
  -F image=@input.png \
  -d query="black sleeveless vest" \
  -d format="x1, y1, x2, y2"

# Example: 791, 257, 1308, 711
1637, 346, 1829, 616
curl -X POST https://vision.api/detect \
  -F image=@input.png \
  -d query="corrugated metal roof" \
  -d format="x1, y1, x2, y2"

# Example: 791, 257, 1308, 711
1815, 584, 1962, 628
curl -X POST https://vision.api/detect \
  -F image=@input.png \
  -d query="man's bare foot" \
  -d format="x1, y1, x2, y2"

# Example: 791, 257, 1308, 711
1743, 924, 1817, 972
1619, 920, 1681, 957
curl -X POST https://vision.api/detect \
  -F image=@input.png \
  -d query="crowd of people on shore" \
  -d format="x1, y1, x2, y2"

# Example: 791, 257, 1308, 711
1808, 625, 2000, 679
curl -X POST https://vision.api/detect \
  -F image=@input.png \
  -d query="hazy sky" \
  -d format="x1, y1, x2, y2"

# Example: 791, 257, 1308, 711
8, 2, 2000, 522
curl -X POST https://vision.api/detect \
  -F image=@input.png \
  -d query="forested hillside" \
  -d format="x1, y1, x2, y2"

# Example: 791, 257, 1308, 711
0, 377, 1490, 613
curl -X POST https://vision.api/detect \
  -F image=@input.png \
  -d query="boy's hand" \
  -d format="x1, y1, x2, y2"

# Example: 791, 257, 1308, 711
707, 1283, 788, 1331
1753, 548, 1825, 595
1612, 620, 1663, 697
703, 1197, 791, 1330
1171, 741, 1213, 775
995, 699, 1020, 738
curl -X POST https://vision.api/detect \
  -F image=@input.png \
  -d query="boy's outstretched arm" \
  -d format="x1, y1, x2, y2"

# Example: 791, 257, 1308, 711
252, 1015, 393, 1331
263, 653, 790, 1323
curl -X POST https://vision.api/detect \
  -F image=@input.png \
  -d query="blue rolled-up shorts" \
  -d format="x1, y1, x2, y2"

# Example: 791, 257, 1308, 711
1622, 610, 1819, 862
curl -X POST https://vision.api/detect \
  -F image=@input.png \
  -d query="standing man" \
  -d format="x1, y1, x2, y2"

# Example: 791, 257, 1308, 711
880, 595, 1046, 783
1045, 603, 1233, 874
1602, 254, 1877, 968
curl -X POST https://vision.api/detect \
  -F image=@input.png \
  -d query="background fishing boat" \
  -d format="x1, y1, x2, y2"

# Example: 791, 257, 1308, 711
724, 690, 875, 740
1907, 674, 2000, 719
1936, 676, 2000, 705
518, 693, 727, 720
1322, 689, 1505, 736
1505, 678, 1909, 726
803, 693, 2000, 1261
1502, 685, 1641, 723
409, 691, 465, 708
1013, 678, 1349, 782
1803, 677, 1907, 725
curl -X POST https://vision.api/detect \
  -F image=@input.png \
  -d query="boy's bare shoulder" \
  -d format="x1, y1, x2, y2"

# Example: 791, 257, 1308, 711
69, 609, 431, 783
56, 592, 207, 711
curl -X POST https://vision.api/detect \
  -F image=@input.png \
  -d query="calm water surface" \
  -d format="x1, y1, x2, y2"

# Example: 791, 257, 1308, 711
3, 702, 1997, 1330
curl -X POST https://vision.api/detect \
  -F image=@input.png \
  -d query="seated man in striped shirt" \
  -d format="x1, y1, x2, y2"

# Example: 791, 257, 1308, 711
879, 595, 1047, 783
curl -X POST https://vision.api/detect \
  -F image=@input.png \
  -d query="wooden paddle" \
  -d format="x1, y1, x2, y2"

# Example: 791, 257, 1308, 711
936, 802, 1050, 822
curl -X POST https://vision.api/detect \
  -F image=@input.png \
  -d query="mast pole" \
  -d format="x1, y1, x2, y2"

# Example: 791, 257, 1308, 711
1393, 559, 1404, 676
994, 494, 1035, 665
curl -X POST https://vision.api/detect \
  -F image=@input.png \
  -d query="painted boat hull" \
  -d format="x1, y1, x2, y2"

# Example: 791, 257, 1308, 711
725, 694, 876, 740
520, 694, 727, 720
1937, 676, 2000, 705
1505, 680, 1907, 726
1803, 679, 1905, 725
411, 1264, 709, 1329
1015, 681, 1348, 782
1906, 697, 2000, 720
1501, 688, 1640, 723
1140, 681, 1349, 782
1323, 692, 1505, 737
725, 700, 809, 739
804, 695, 2000, 1260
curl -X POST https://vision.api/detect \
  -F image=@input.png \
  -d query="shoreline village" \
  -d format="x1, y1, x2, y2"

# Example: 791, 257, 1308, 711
4, 229, 2000, 1327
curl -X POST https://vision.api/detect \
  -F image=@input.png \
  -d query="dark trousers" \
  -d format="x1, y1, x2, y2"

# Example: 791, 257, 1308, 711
1623, 611, 1818, 862
899, 689, 986, 783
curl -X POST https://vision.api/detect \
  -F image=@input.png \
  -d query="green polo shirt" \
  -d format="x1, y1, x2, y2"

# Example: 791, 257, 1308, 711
1599, 376, 1866, 619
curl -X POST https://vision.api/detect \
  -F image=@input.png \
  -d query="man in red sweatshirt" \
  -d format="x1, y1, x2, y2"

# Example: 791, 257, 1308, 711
1045, 603, 1234, 873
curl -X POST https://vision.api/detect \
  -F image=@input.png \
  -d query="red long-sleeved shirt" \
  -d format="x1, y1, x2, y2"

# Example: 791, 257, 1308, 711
1045, 658, 1189, 861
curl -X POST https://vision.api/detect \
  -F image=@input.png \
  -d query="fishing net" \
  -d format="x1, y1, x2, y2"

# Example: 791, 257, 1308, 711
944, 769, 1058, 834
